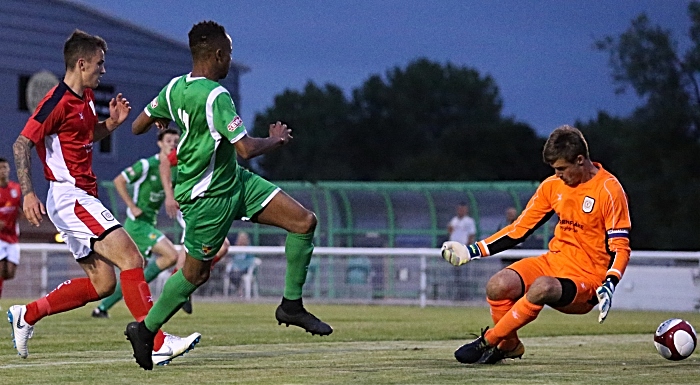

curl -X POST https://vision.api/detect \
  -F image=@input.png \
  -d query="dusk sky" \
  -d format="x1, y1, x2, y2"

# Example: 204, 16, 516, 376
73, 0, 692, 136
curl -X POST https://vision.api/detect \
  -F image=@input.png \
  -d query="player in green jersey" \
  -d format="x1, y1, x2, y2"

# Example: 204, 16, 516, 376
160, 147, 231, 314
124, 21, 331, 370
91, 129, 182, 318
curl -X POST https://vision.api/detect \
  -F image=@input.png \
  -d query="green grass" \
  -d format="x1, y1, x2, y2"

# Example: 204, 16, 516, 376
1, 300, 700, 384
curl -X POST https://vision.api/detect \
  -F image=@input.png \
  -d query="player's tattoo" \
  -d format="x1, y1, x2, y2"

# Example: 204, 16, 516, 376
12, 135, 35, 196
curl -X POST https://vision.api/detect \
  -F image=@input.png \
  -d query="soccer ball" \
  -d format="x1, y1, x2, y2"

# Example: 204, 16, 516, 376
654, 318, 697, 361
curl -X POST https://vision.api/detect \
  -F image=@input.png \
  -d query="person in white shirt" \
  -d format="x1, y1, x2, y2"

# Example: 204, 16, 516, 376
447, 202, 476, 244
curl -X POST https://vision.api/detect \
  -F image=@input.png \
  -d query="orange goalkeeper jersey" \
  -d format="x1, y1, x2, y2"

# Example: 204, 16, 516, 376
478, 162, 631, 282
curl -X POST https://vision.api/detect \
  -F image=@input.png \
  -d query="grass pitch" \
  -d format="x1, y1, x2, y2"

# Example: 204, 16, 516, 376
1, 300, 699, 384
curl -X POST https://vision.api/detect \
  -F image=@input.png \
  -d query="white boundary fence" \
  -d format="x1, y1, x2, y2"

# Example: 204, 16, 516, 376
14, 244, 700, 311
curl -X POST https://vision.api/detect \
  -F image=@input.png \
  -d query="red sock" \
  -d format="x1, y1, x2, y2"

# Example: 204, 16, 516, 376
24, 278, 100, 325
120, 268, 165, 350
0, 277, 4, 299
210, 255, 222, 270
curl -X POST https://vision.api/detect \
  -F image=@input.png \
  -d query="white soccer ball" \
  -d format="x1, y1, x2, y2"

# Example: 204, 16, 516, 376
654, 318, 697, 361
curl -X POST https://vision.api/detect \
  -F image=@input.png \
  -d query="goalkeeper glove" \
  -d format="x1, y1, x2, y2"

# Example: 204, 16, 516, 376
441, 241, 482, 266
595, 277, 617, 324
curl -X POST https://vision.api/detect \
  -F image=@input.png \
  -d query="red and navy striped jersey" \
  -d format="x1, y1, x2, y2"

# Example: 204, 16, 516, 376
20, 82, 99, 197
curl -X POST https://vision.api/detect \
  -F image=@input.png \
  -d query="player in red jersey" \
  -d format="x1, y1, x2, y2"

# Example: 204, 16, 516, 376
442, 125, 631, 364
0, 157, 22, 300
9, 30, 199, 367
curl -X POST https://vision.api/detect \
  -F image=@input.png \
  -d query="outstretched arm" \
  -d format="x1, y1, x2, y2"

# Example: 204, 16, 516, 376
233, 121, 291, 160
132, 110, 171, 135
13, 135, 45, 226
94, 93, 131, 142
442, 182, 554, 266
132, 111, 154, 135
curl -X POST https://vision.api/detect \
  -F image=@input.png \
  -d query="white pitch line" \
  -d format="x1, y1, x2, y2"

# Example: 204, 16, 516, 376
0, 357, 132, 369
0, 335, 650, 369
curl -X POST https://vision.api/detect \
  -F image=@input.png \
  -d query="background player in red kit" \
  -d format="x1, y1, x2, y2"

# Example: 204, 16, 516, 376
0, 157, 22, 301
9, 29, 199, 366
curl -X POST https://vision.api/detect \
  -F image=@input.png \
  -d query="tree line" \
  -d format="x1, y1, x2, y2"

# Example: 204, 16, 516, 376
250, 3, 700, 251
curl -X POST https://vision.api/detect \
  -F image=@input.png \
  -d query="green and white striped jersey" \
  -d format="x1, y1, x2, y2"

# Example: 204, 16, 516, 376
145, 74, 247, 203
121, 154, 169, 225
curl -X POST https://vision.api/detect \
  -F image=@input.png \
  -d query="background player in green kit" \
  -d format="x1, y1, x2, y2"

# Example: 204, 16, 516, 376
92, 129, 182, 318
125, 21, 332, 370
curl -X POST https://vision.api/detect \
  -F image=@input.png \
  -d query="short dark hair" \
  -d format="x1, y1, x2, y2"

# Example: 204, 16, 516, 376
0, 157, 8, 164
542, 125, 590, 164
188, 21, 228, 60
63, 29, 107, 70
158, 128, 180, 141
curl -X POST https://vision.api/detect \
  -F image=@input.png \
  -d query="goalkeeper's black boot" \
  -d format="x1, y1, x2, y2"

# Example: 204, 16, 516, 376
454, 327, 492, 364
275, 298, 333, 336
477, 341, 525, 364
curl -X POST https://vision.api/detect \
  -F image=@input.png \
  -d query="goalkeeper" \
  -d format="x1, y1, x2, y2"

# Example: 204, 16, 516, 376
442, 125, 631, 365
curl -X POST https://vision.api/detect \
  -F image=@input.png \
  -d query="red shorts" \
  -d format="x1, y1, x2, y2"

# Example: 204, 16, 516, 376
508, 252, 601, 314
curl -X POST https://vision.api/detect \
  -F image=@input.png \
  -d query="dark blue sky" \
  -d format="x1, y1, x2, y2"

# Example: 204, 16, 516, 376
73, 0, 692, 136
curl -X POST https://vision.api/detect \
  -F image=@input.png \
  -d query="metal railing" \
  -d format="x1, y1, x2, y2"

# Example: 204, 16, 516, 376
16, 244, 700, 309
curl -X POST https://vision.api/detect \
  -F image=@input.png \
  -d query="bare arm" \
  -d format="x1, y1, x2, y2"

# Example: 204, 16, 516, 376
94, 93, 131, 142
13, 135, 45, 226
234, 121, 291, 160
93, 118, 120, 142
113, 174, 141, 218
13, 136, 35, 197
132, 111, 156, 135
132, 110, 171, 135
159, 154, 179, 218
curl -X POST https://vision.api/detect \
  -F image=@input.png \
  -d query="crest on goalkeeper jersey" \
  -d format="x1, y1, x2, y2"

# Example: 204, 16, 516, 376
582, 196, 595, 213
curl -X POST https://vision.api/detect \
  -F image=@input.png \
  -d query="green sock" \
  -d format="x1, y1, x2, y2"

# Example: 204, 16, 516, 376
284, 232, 314, 300
143, 259, 165, 282
144, 269, 197, 332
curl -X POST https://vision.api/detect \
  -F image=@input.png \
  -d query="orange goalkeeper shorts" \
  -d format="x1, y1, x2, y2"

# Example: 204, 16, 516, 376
507, 252, 601, 314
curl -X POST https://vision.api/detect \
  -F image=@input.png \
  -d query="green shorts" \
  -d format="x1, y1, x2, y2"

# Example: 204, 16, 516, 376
180, 168, 279, 260
123, 218, 164, 259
